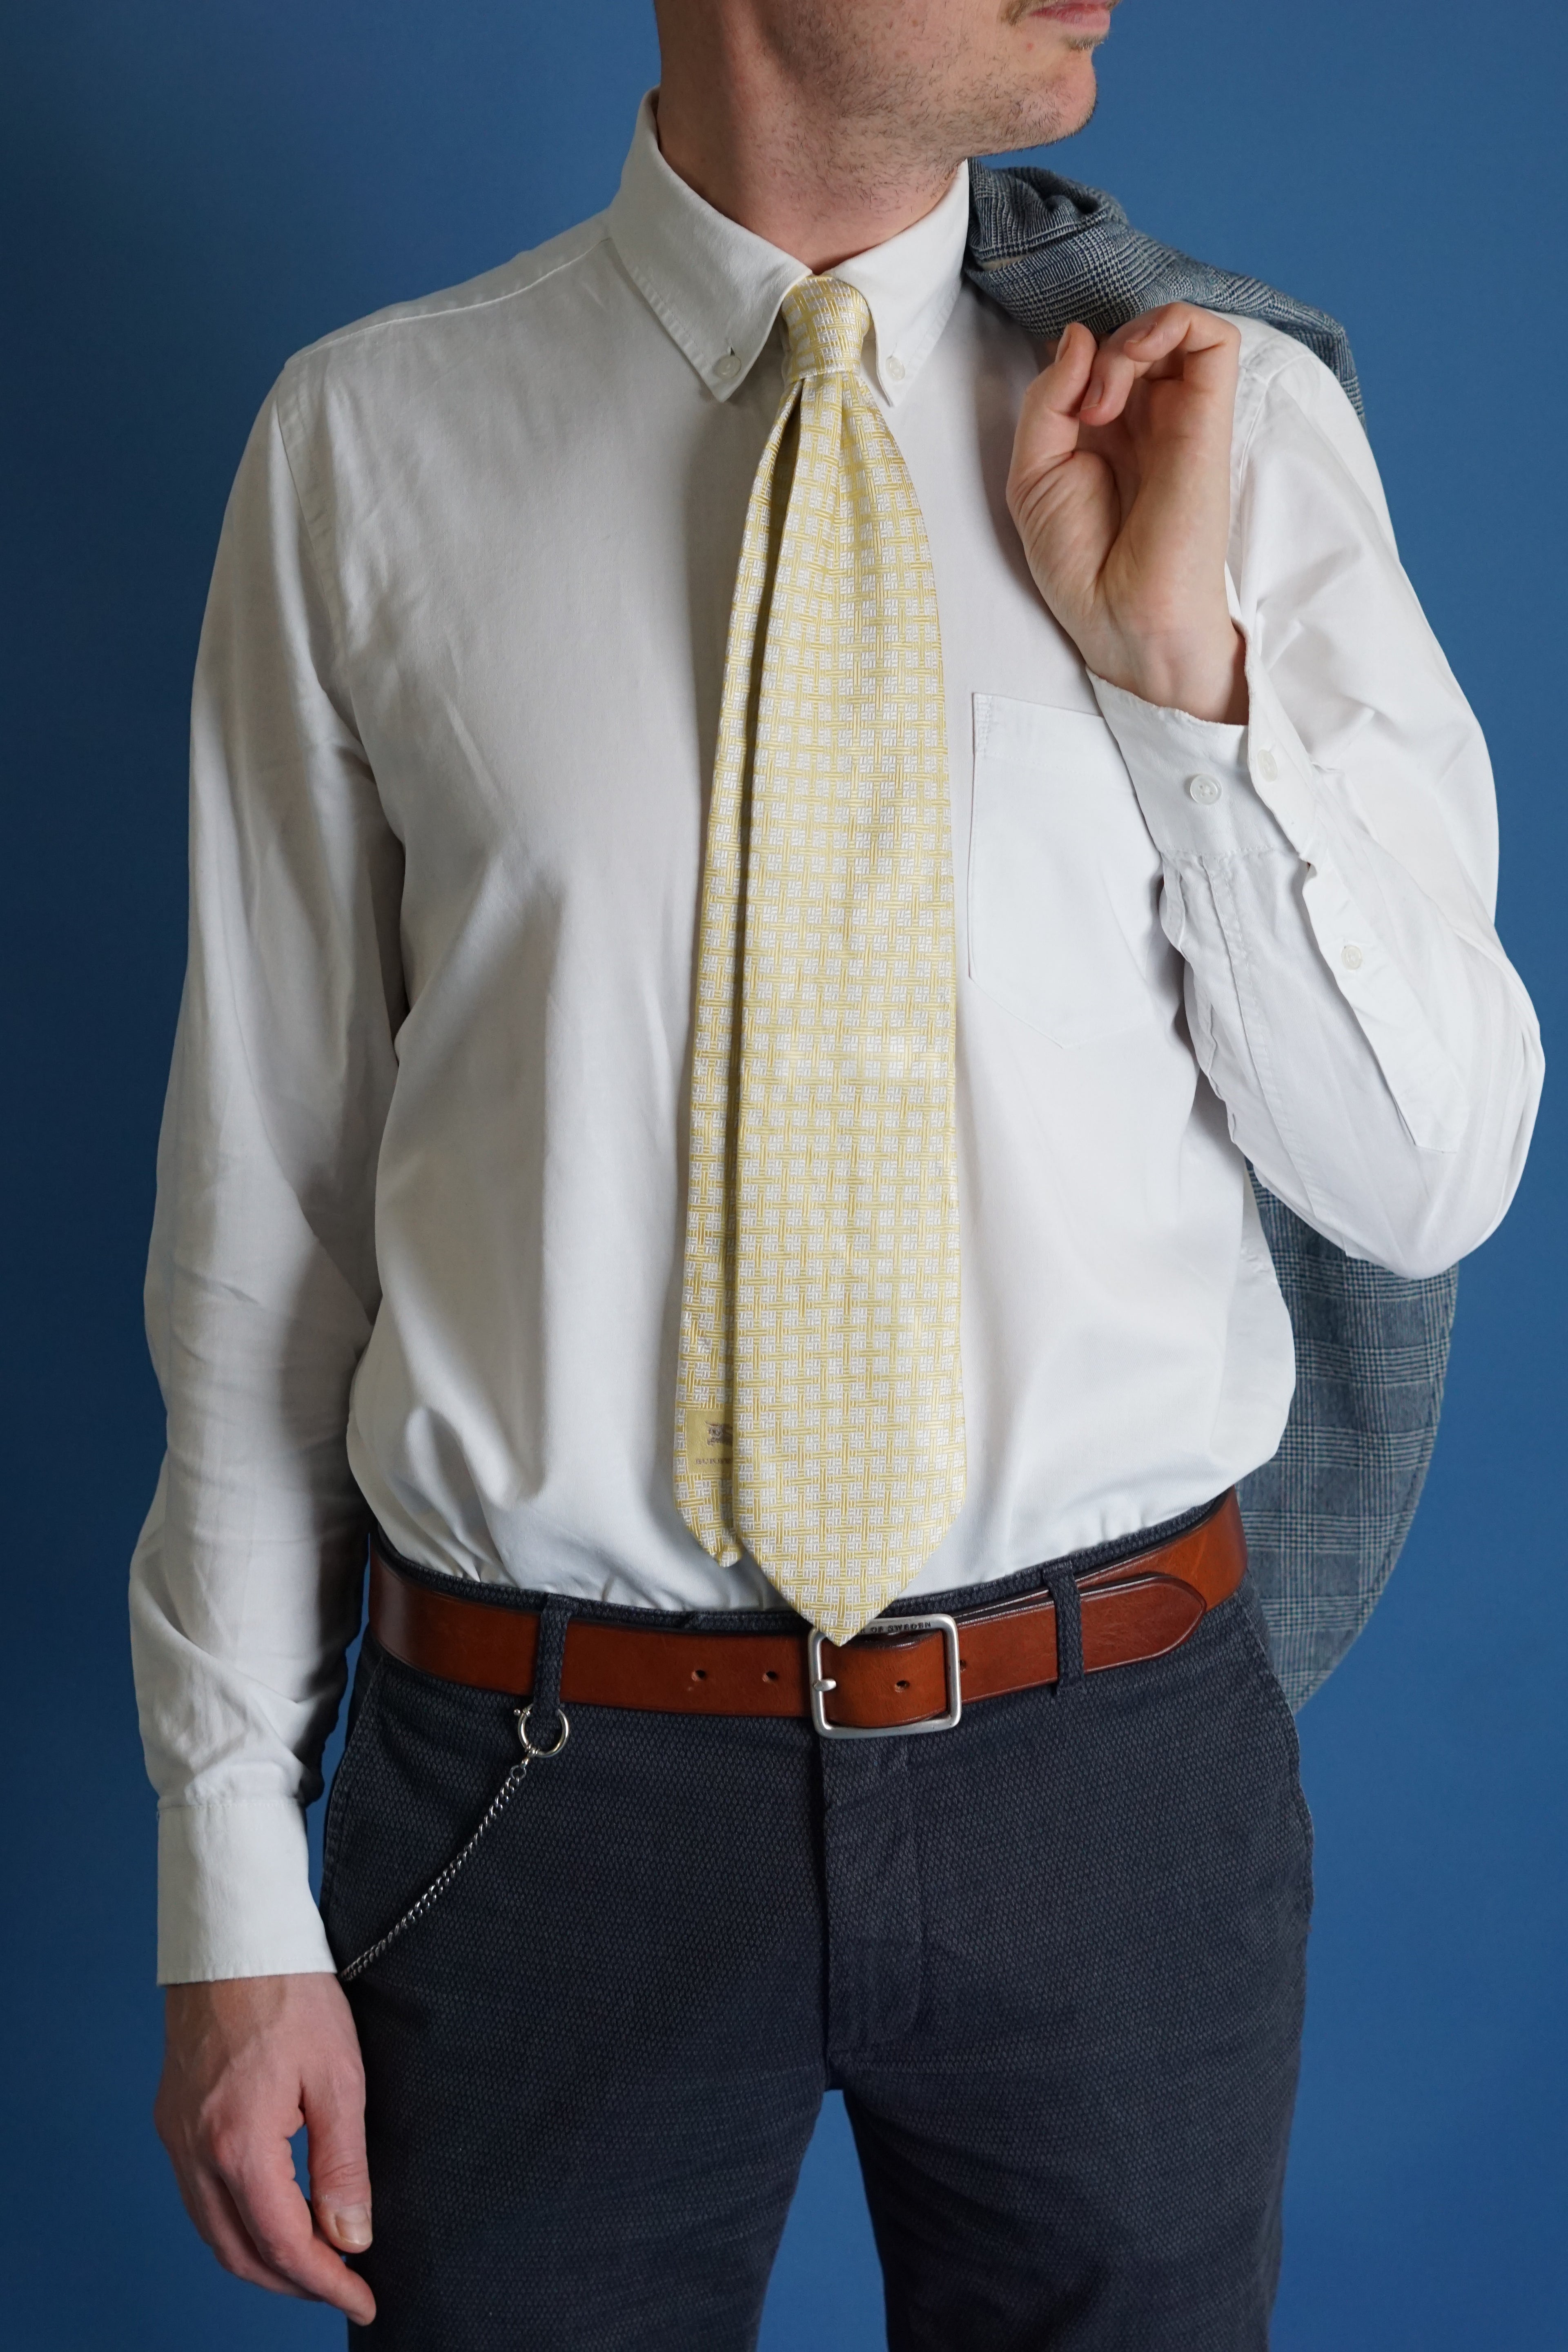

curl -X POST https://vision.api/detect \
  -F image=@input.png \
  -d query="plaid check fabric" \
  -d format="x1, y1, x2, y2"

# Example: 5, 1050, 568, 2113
675, 276, 965, 1642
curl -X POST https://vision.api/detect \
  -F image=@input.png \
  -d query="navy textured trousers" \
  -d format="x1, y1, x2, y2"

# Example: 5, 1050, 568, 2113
323, 1513, 1312, 2350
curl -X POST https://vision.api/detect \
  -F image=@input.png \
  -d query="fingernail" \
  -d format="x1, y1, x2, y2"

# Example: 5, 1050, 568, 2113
330, 2205, 373, 2250
1086, 376, 1103, 407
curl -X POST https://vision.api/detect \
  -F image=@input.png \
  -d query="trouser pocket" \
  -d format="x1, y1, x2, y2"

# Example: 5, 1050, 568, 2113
319, 1638, 529, 1977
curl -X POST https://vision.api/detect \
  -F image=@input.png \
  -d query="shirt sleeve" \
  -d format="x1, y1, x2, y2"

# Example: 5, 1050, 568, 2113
1090, 336, 1542, 1280
129, 376, 405, 1983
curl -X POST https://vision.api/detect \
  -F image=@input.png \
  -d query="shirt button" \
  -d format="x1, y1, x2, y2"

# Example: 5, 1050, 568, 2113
1187, 773, 1222, 804
1255, 746, 1280, 781
714, 352, 740, 382
884, 353, 907, 383
1341, 942, 1365, 971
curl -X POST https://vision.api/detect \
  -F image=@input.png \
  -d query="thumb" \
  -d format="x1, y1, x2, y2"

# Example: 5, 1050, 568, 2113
303, 2062, 373, 2254
1009, 320, 1095, 496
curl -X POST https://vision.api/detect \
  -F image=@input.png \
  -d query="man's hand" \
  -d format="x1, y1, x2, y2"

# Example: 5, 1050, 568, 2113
155, 1972, 376, 2325
1007, 305, 1248, 725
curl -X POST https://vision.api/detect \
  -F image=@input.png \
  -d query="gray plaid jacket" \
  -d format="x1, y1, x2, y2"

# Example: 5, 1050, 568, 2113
965, 163, 1458, 1708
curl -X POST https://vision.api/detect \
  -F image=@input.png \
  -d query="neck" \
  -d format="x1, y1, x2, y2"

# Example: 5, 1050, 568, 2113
653, 29, 960, 272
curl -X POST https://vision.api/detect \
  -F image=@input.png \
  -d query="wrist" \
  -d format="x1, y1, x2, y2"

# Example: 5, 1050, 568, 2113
1096, 623, 1247, 725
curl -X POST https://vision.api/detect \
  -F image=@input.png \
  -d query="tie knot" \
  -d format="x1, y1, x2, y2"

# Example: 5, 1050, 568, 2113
780, 278, 872, 386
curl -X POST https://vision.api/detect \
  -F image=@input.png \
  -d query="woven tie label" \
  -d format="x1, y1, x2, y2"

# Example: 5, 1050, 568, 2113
682, 1407, 734, 1475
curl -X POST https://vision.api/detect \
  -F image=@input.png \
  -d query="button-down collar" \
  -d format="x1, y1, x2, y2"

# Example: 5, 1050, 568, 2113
606, 92, 968, 406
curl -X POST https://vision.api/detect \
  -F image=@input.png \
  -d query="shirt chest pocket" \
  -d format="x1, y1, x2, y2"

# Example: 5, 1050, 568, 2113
966, 694, 1168, 1049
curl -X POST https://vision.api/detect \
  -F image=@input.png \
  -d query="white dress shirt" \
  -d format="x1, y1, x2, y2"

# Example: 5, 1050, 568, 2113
131, 97, 1541, 1982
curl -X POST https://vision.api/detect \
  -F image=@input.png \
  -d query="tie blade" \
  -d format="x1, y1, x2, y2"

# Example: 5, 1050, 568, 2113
676, 272, 967, 1623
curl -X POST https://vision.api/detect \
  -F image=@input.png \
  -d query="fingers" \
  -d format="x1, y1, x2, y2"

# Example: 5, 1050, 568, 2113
218, 2127, 377, 2323
1078, 304, 1241, 425
182, 2167, 318, 2302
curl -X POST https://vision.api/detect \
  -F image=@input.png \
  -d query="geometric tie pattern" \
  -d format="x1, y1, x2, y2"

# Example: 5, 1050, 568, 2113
674, 276, 966, 1643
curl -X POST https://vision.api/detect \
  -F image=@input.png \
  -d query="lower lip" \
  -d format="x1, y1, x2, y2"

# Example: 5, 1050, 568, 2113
1033, 3, 1112, 28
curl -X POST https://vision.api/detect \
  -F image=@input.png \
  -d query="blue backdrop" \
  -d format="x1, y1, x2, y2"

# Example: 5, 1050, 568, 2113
3, 4, 1563, 2345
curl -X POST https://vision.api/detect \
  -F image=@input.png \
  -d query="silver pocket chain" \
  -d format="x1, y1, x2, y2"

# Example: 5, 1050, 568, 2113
339, 1703, 570, 1986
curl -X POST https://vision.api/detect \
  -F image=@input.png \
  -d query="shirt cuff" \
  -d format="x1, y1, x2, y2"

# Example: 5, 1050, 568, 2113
157, 1797, 336, 1984
1087, 669, 1299, 862
1089, 660, 1469, 1153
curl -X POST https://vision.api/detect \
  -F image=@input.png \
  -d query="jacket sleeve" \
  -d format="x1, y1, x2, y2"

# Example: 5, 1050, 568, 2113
1091, 333, 1541, 1279
129, 373, 405, 1982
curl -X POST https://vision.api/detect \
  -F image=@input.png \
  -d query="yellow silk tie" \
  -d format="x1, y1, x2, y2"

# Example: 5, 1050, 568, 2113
675, 276, 965, 1644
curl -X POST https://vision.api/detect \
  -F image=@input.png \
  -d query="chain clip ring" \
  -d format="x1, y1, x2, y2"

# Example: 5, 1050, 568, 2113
516, 1702, 571, 1760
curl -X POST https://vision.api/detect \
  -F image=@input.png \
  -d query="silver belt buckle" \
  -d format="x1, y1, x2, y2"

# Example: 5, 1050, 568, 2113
807, 1613, 963, 1739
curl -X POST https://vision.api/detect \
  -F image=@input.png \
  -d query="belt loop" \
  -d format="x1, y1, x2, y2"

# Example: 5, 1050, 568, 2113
1045, 1569, 1085, 1690
527, 1596, 573, 1750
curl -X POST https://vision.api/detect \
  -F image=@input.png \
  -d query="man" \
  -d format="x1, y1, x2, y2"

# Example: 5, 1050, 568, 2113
137, 0, 1541, 2344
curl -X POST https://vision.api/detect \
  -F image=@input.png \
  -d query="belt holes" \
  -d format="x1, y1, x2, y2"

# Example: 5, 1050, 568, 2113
692, 1667, 708, 1682
762, 1668, 779, 1682
895, 1677, 911, 1691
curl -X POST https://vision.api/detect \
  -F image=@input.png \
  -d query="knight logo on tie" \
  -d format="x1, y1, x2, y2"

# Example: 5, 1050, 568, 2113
675, 276, 965, 1643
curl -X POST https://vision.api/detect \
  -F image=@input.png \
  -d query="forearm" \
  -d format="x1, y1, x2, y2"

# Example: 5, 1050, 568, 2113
1094, 664, 1541, 1275
133, 375, 402, 1983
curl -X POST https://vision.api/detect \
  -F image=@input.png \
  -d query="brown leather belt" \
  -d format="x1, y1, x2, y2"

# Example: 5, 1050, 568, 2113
369, 1492, 1245, 1737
